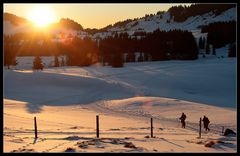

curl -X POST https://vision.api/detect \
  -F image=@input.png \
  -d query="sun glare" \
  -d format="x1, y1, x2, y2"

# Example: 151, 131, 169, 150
28, 6, 55, 27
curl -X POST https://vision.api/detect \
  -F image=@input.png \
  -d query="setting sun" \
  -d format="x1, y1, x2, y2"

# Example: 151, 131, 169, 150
28, 6, 55, 27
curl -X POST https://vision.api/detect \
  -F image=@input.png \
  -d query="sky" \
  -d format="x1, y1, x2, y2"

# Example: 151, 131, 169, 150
4, 3, 192, 29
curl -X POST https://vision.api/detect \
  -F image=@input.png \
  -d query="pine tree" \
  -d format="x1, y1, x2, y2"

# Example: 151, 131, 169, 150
228, 43, 236, 57
33, 56, 44, 70
198, 37, 203, 49
144, 53, 149, 61
138, 53, 144, 62
111, 53, 124, 68
61, 57, 65, 66
4, 36, 18, 69
126, 52, 135, 62
212, 45, 216, 55
5, 55, 17, 69
54, 55, 59, 67
206, 43, 210, 54
202, 37, 205, 49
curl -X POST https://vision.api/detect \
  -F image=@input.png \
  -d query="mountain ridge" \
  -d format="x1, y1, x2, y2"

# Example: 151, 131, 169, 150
4, 4, 236, 39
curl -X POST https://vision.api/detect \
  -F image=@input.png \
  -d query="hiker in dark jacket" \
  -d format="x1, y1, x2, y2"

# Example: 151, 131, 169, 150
202, 115, 210, 131
179, 113, 186, 128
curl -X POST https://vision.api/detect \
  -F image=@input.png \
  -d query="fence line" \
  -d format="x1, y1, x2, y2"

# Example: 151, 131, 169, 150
26, 116, 238, 139
6, 112, 230, 134
4, 112, 235, 140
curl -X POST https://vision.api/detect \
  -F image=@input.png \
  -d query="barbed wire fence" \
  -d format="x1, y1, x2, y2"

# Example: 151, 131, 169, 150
4, 111, 236, 141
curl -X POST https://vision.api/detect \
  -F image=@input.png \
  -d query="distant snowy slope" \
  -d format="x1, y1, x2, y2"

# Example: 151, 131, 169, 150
93, 7, 236, 38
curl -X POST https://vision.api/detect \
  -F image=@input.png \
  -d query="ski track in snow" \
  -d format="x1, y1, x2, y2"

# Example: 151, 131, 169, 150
88, 100, 235, 135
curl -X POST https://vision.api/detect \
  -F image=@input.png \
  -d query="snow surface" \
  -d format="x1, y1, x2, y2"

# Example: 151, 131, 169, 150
4, 47, 237, 153
8, 46, 236, 108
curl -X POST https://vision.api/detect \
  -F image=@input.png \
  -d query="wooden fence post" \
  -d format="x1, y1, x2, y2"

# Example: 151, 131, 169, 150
34, 117, 38, 139
199, 117, 201, 138
96, 115, 99, 138
151, 118, 153, 138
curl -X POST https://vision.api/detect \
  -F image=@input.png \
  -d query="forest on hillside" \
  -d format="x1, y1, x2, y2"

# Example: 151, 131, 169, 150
4, 29, 200, 68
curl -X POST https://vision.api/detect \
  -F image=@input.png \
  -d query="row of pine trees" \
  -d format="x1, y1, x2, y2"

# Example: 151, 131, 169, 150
4, 21, 236, 69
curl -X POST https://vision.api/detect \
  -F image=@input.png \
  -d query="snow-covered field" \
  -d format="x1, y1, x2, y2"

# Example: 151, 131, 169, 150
3, 47, 237, 153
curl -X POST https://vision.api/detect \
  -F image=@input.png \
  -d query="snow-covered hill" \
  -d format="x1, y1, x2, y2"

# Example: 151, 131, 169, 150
93, 7, 236, 39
